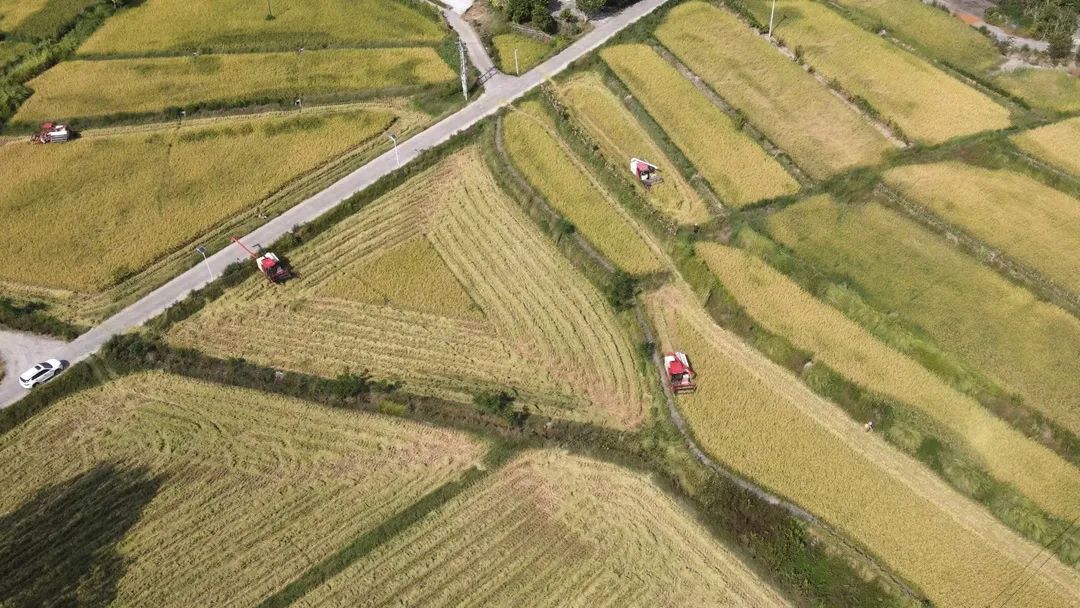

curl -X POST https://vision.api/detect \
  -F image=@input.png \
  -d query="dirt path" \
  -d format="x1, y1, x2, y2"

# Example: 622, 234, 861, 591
648, 284, 1080, 602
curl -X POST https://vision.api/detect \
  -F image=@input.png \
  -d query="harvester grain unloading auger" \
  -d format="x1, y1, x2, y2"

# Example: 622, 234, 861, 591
230, 237, 292, 284
664, 351, 696, 394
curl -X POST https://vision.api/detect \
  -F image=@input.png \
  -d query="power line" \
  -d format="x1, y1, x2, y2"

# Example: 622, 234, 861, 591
975, 513, 1078, 608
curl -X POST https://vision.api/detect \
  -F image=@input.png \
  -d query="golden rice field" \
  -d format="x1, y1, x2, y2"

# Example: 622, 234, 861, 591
884, 162, 1080, 294
0, 108, 394, 293
170, 148, 650, 428
656, 2, 893, 179
78, 0, 445, 54
0, 40, 30, 66
303, 449, 792, 607
492, 33, 551, 75
995, 69, 1080, 113
831, 0, 1002, 73
502, 102, 665, 274
16, 47, 455, 122
601, 44, 799, 207
697, 243, 1080, 520
556, 72, 711, 225
767, 195, 1080, 436
0, 0, 48, 32
0, 372, 487, 607
647, 285, 1080, 608
743, 1, 1010, 144
1012, 116, 1080, 177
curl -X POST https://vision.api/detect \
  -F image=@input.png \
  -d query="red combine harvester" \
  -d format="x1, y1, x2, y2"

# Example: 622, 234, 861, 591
30, 123, 71, 144
231, 237, 291, 284
664, 351, 697, 394
629, 157, 662, 188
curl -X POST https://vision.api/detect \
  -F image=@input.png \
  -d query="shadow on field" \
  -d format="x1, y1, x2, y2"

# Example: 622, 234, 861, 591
0, 464, 163, 607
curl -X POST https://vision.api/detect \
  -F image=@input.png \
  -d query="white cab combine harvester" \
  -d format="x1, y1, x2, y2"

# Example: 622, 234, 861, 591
664, 351, 697, 394
629, 157, 662, 188
30, 122, 71, 144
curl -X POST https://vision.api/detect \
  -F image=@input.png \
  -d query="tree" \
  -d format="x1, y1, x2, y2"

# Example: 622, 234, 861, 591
1048, 30, 1074, 60
473, 390, 516, 417
576, 0, 606, 18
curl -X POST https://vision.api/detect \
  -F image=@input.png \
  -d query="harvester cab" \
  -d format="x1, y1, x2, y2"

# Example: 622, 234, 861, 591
664, 351, 697, 394
230, 237, 292, 284
630, 157, 662, 188
31, 123, 71, 144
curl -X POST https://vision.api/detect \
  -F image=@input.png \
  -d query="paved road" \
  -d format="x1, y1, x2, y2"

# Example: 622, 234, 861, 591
0, 330, 68, 390
0, 0, 670, 409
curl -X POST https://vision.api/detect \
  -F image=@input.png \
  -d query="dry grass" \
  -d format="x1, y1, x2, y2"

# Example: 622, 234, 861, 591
502, 101, 665, 274
304, 449, 792, 607
601, 44, 799, 207
994, 69, 1080, 113
656, 2, 893, 179
0, 108, 394, 293
831, 0, 1002, 73
647, 285, 1080, 608
492, 33, 550, 75
1012, 116, 1080, 177
0, 371, 486, 606
320, 236, 483, 320
556, 72, 711, 225
743, 0, 1010, 144
170, 148, 650, 428
697, 242, 1080, 519
767, 195, 1080, 436
884, 161, 1080, 294
78, 0, 445, 54
16, 47, 455, 122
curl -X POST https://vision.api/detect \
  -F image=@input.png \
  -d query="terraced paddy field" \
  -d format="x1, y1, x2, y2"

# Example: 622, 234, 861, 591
493, 33, 551, 75
502, 101, 665, 273
0, 107, 396, 294
1012, 116, 1080, 177
995, 69, 1080, 113
78, 0, 445, 55
0, 0, 49, 33
0, 372, 487, 607
601, 44, 799, 207
15, 47, 455, 123
647, 285, 1080, 608
766, 195, 1080, 436
656, 2, 893, 179
696, 243, 1080, 521
303, 450, 792, 607
830, 0, 1002, 73
884, 162, 1080, 293
1, 0, 98, 39
556, 72, 710, 224
741, 0, 1009, 144
170, 148, 650, 428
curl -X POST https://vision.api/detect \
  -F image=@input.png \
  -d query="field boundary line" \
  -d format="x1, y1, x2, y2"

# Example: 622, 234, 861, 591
875, 184, 1080, 318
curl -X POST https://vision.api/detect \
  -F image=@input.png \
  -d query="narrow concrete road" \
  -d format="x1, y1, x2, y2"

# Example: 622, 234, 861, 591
0, 0, 670, 410
0, 330, 68, 392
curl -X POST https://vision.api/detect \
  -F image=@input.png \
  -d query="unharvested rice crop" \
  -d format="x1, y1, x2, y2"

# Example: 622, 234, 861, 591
0, 108, 394, 293
16, 47, 455, 122
4, 0, 98, 39
492, 32, 550, 75
0, 0, 48, 32
0, 40, 31, 66
831, 0, 1002, 73
601, 44, 799, 207
170, 148, 650, 428
304, 450, 792, 607
767, 195, 1080, 436
502, 102, 664, 273
647, 285, 1080, 608
1012, 116, 1080, 177
0, 371, 487, 606
742, 1, 1010, 144
697, 243, 1080, 519
995, 68, 1080, 113
78, 0, 445, 55
557, 72, 711, 225
884, 162, 1080, 293
656, 2, 893, 179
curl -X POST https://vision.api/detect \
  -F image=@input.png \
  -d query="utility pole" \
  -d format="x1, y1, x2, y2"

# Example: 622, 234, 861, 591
515, 48, 520, 76
458, 41, 468, 100
387, 133, 399, 167
768, 0, 776, 40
